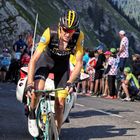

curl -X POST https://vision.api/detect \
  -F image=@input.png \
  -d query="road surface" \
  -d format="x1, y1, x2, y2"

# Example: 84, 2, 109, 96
0, 83, 140, 140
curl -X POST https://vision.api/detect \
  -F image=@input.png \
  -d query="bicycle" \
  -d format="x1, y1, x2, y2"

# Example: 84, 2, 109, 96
31, 88, 64, 140
16, 72, 89, 139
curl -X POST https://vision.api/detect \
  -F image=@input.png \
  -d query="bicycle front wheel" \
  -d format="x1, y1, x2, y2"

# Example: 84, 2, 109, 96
48, 112, 59, 140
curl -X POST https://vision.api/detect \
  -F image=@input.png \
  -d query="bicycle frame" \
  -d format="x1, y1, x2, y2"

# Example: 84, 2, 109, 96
36, 96, 53, 139
34, 90, 61, 140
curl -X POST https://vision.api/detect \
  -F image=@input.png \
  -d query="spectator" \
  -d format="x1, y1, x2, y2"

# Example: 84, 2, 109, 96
0, 48, 11, 82
102, 51, 110, 97
20, 49, 31, 67
118, 30, 129, 72
122, 67, 140, 101
19, 49, 31, 79
104, 48, 119, 99
93, 45, 105, 96
6, 42, 27, 82
132, 54, 140, 79
83, 48, 90, 72
81, 48, 89, 94
86, 50, 97, 95
13, 35, 28, 53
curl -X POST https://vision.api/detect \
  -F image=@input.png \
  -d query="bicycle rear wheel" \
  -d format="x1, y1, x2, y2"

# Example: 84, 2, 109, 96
48, 112, 59, 140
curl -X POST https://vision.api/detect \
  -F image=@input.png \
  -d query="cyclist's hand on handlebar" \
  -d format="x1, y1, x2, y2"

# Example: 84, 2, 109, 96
65, 82, 74, 93
25, 84, 34, 98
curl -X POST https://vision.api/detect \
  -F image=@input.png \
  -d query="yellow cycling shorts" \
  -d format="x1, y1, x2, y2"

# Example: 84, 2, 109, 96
56, 89, 68, 98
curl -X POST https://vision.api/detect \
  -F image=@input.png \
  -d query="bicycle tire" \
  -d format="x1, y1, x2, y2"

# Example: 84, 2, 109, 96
48, 112, 59, 140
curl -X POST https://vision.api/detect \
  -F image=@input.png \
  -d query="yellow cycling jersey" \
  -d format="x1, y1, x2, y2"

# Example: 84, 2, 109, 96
70, 54, 84, 73
70, 54, 77, 65
36, 27, 84, 57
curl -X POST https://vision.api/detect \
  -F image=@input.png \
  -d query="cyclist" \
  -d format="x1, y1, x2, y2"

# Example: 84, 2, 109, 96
26, 10, 84, 137
122, 67, 140, 101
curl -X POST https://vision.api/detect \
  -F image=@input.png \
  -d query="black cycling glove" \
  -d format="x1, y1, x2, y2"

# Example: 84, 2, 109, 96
25, 84, 34, 93
66, 82, 76, 90
66, 82, 73, 88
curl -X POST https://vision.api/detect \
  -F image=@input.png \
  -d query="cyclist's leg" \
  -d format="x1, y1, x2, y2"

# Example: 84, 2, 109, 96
30, 52, 54, 113
28, 52, 53, 137
55, 96, 65, 134
30, 79, 46, 115
54, 69, 69, 134
28, 70, 48, 137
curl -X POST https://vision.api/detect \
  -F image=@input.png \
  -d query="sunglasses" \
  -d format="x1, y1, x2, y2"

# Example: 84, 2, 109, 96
62, 27, 75, 33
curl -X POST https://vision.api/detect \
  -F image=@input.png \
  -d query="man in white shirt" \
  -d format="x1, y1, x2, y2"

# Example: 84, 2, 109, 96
118, 30, 129, 72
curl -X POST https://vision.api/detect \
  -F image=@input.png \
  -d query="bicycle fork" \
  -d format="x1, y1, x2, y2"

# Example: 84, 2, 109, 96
40, 99, 52, 140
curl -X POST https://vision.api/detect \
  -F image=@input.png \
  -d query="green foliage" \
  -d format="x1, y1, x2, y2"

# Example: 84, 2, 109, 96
108, 0, 140, 31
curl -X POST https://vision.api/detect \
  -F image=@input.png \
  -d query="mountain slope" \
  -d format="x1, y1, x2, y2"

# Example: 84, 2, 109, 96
0, 0, 140, 54
110, 0, 140, 27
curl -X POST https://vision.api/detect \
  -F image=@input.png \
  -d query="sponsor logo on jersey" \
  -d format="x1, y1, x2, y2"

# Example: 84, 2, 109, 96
81, 40, 84, 46
40, 36, 46, 43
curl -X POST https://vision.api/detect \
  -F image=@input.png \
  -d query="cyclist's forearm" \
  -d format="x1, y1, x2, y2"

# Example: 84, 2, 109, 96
68, 61, 83, 83
27, 59, 36, 85
27, 50, 42, 85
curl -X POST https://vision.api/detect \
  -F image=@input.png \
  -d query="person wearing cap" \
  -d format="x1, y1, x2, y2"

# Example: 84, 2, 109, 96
104, 49, 119, 99
118, 30, 129, 72
102, 51, 111, 97
93, 45, 105, 96
121, 67, 140, 101
13, 35, 28, 53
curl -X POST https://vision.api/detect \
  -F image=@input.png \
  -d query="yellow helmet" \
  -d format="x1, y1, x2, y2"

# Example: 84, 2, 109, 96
59, 10, 79, 30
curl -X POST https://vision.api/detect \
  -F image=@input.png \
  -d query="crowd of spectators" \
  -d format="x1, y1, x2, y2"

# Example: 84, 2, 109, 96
76, 30, 140, 102
0, 32, 33, 82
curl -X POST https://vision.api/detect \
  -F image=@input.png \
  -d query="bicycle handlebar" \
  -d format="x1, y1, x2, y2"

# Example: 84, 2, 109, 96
34, 74, 89, 94
34, 88, 64, 94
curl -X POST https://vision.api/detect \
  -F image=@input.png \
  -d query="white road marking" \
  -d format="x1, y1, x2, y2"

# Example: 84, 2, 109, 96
91, 108, 123, 118
76, 103, 85, 107
76, 103, 123, 118
134, 121, 140, 124
10, 89, 16, 92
